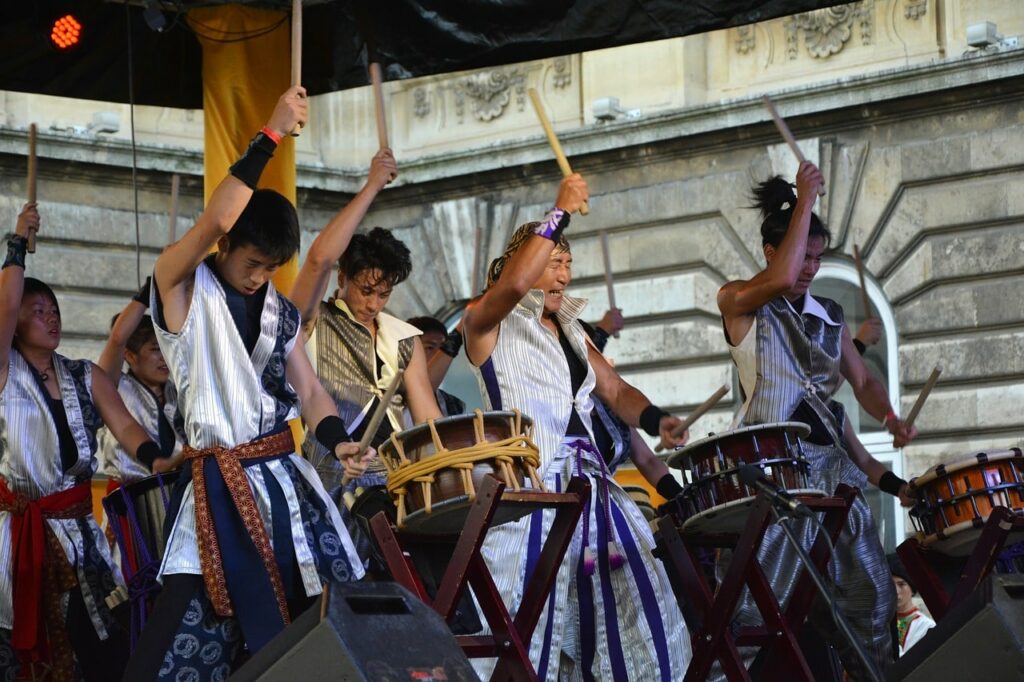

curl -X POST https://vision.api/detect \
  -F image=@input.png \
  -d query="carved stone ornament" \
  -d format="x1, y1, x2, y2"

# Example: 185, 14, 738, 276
904, 0, 927, 20
785, 1, 873, 60
735, 24, 756, 55
458, 69, 526, 122
412, 87, 430, 119
552, 56, 572, 88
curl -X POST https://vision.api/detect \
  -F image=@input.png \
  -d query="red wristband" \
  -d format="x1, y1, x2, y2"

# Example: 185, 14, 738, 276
260, 126, 282, 145
883, 409, 898, 426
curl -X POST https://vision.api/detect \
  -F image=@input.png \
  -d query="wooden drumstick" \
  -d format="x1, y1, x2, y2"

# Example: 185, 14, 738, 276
289, 0, 303, 137
904, 365, 941, 429
762, 95, 825, 197
853, 244, 872, 319
369, 62, 389, 150
167, 173, 180, 245
654, 384, 730, 453
26, 123, 37, 253
527, 88, 589, 215
341, 369, 405, 485
599, 231, 619, 338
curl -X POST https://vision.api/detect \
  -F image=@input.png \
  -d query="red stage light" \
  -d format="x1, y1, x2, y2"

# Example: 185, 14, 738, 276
50, 14, 82, 50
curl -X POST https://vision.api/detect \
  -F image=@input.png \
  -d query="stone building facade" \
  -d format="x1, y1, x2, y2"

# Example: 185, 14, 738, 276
0, 0, 1021, 547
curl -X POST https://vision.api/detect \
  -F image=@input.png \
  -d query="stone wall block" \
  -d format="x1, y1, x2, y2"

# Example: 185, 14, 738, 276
618, 362, 733, 408
899, 332, 1024, 382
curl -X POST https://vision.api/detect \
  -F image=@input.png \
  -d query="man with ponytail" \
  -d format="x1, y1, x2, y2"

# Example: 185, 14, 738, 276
461, 173, 691, 681
717, 161, 917, 677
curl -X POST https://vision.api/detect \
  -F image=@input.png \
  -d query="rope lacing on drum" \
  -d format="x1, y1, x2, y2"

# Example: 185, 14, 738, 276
381, 409, 545, 528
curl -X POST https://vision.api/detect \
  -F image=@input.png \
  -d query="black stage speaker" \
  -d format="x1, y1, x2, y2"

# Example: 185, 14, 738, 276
231, 581, 477, 681
887, 574, 1024, 681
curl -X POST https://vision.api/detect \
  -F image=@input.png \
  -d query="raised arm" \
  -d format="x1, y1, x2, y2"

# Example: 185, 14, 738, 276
718, 162, 823, 336
97, 279, 149, 383
463, 174, 588, 364
155, 87, 307, 333
290, 149, 397, 339
0, 203, 37, 387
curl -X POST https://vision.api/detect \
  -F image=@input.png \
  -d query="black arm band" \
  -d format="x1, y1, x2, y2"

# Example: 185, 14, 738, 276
3, 235, 28, 270
315, 415, 351, 452
590, 326, 610, 352
440, 328, 463, 358
133, 276, 152, 306
656, 473, 684, 500
853, 338, 866, 355
639, 404, 669, 438
879, 471, 907, 496
228, 131, 278, 189
137, 441, 163, 470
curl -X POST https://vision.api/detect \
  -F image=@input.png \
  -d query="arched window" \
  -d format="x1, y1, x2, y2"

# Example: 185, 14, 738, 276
814, 260, 905, 552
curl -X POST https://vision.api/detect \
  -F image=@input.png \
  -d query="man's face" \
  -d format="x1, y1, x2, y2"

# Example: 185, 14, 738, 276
893, 576, 915, 611
215, 241, 282, 295
419, 330, 445, 356
530, 248, 572, 316
764, 235, 826, 299
339, 269, 393, 327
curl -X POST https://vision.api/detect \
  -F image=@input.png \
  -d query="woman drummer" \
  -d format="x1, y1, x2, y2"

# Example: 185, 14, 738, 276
0, 203, 164, 680
461, 174, 691, 681
716, 161, 917, 677
288, 150, 441, 565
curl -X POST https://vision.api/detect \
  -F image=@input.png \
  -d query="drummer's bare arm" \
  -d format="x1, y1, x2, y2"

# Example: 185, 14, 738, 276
463, 175, 588, 365
290, 150, 397, 340
629, 428, 670, 482
98, 281, 150, 384
91, 363, 158, 462
843, 419, 915, 507
839, 328, 918, 447
588, 345, 688, 450
406, 337, 443, 422
426, 320, 462, 390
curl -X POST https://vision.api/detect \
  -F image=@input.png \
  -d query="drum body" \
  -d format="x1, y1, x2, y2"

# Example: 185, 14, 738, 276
664, 422, 821, 535
103, 470, 179, 572
909, 448, 1024, 556
378, 410, 542, 533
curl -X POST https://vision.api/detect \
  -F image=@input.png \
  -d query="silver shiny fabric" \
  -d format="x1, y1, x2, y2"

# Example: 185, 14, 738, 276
303, 299, 416, 488
98, 373, 181, 483
0, 350, 124, 637
726, 294, 895, 679
151, 262, 363, 587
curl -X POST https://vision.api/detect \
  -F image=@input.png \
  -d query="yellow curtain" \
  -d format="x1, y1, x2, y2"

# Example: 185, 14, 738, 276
192, 5, 304, 446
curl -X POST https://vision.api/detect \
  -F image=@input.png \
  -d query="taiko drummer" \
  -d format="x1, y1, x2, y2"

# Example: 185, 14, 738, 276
717, 161, 917, 677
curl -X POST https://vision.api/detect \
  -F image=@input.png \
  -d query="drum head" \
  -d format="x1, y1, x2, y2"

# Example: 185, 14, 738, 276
400, 494, 536, 535
910, 448, 1024, 489
102, 470, 180, 516
379, 411, 532, 464
680, 488, 825, 537
666, 421, 811, 470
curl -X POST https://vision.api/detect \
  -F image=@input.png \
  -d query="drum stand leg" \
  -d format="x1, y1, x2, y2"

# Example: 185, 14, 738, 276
657, 487, 858, 682
898, 506, 1024, 621
370, 474, 589, 682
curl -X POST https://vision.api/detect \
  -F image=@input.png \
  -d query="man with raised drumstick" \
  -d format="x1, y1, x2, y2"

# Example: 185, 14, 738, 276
462, 174, 691, 680
717, 161, 917, 678
124, 87, 372, 680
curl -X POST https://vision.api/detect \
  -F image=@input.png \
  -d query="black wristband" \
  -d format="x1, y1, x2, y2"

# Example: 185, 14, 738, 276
3, 235, 28, 270
655, 473, 684, 500
879, 471, 907, 497
439, 329, 463, 358
133, 276, 152, 306
853, 338, 866, 355
136, 441, 163, 470
639, 404, 669, 438
590, 325, 610, 352
229, 131, 278, 189
315, 415, 351, 452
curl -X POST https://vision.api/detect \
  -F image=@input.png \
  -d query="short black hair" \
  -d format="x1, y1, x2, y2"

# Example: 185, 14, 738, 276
340, 227, 412, 288
126, 315, 157, 354
406, 316, 447, 336
751, 176, 831, 249
23, 278, 60, 318
223, 189, 300, 264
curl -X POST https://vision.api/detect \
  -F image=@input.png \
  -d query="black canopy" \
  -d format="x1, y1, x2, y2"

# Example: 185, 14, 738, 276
1, 1, 850, 109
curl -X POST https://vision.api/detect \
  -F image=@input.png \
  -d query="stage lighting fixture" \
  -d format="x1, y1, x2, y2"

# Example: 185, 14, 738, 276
50, 13, 82, 50
143, 0, 168, 33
